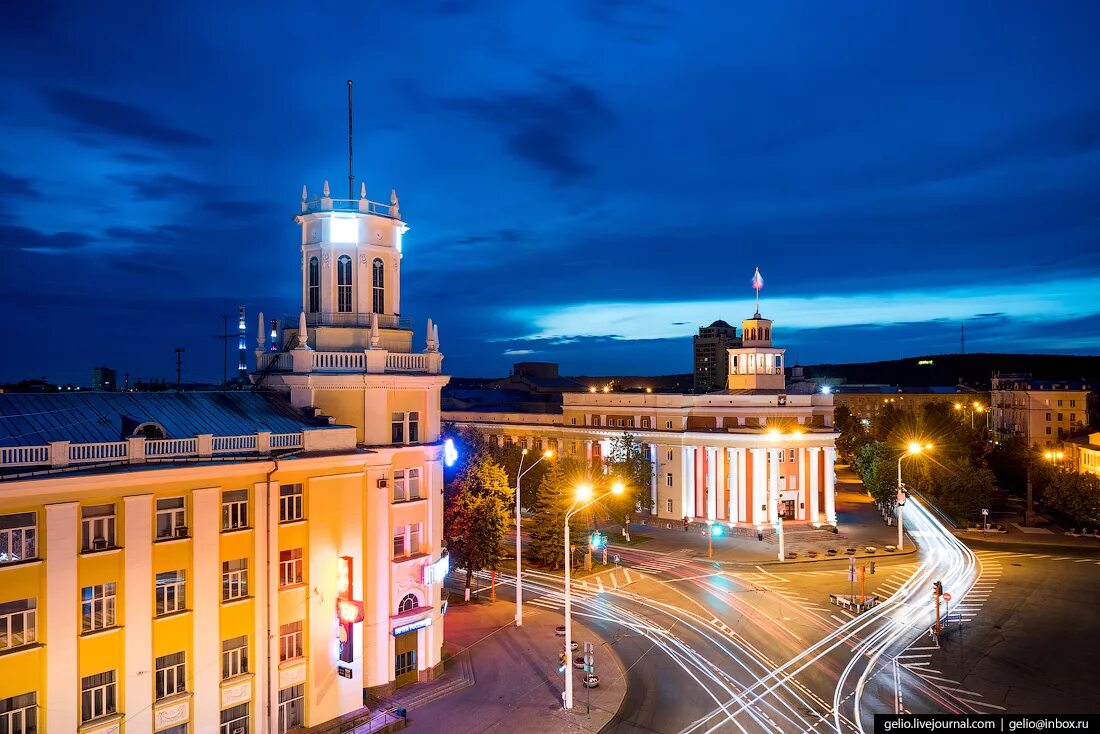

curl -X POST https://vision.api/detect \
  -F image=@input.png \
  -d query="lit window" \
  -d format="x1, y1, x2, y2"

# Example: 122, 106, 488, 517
337, 255, 353, 313
0, 512, 36, 565
81, 583, 116, 632
279, 549, 303, 587
0, 598, 36, 652
155, 571, 186, 616
81, 670, 116, 722
372, 258, 385, 313
330, 217, 357, 243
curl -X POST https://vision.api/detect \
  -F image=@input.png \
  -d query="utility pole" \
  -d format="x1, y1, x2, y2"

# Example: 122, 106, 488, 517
174, 347, 185, 390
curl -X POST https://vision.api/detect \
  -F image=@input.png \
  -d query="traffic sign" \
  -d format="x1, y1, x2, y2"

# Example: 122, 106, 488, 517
981, 508, 989, 516
942, 592, 952, 602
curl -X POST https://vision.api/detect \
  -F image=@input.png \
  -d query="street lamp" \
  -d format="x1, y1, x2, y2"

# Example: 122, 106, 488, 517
514, 447, 552, 627
896, 442, 932, 550
563, 480, 624, 710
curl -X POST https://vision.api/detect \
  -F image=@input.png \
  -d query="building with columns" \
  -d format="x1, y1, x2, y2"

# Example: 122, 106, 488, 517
0, 179, 448, 733
445, 302, 839, 530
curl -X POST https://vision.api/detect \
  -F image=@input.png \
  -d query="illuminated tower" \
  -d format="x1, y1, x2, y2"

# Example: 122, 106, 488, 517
237, 305, 247, 379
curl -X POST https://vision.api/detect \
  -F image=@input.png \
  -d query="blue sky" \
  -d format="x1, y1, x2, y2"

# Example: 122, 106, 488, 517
1, 1, 1099, 384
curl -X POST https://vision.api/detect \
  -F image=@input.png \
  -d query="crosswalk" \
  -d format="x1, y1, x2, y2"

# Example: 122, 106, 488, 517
974, 549, 1100, 565
619, 553, 698, 575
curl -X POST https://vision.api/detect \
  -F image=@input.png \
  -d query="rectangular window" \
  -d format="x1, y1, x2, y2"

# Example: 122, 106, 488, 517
393, 526, 406, 558
155, 651, 186, 700
1058, 413, 1063, 422
777, 451, 785, 463
1070, 400, 1077, 408
409, 523, 421, 555
665, 473, 673, 487
570, 417, 577, 425
220, 703, 249, 734
81, 504, 116, 552
1046, 412, 1052, 421
395, 649, 417, 677
394, 468, 423, 501
393, 469, 407, 502
159, 725, 188, 734
279, 484, 304, 523
569, 442, 577, 455
0, 598, 36, 651
1057, 400, 1063, 407
391, 412, 405, 444
641, 417, 650, 428
222, 636, 248, 679
81, 583, 116, 633
278, 684, 305, 733
665, 449, 673, 461
0, 692, 36, 734
222, 559, 248, 601
591, 416, 600, 426
156, 570, 186, 616
279, 548, 303, 587
408, 468, 423, 499
408, 411, 420, 443
665, 420, 673, 429
666, 498, 673, 513
789, 449, 797, 462
1070, 414, 1077, 423
81, 670, 116, 722
279, 621, 303, 661
1046, 427, 1052, 435
156, 497, 187, 539
0, 512, 36, 565
221, 490, 248, 531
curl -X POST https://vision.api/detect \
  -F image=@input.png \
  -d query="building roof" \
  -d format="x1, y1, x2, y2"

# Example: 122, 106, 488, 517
707, 320, 733, 329
831, 385, 963, 395
0, 391, 337, 447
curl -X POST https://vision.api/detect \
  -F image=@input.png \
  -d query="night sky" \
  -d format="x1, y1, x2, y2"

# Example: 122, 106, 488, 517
2, 2, 1099, 385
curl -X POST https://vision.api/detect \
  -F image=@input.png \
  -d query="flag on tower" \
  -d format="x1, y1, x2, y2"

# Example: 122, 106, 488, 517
751, 267, 764, 291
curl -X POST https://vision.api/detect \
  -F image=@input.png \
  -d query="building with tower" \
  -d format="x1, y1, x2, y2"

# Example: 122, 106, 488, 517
693, 320, 740, 393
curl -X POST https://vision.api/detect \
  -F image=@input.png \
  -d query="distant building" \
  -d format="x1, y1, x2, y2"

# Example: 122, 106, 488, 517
91, 366, 117, 391
832, 385, 985, 425
693, 320, 740, 392
489, 362, 587, 394
991, 374, 1091, 448
1068, 431, 1100, 476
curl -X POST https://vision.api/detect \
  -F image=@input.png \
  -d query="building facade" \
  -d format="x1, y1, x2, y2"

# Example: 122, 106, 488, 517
0, 179, 448, 733
693, 320, 740, 393
1069, 432, 1100, 476
832, 386, 988, 425
991, 374, 1091, 448
447, 310, 838, 529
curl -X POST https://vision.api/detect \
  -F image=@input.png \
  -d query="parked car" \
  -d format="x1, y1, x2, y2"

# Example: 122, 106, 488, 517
554, 625, 566, 636
582, 674, 600, 688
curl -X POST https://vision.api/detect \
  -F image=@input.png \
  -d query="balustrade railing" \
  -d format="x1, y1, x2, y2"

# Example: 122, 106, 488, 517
69, 442, 127, 464
146, 438, 199, 457
271, 433, 303, 449
0, 446, 50, 467
385, 353, 430, 372
312, 352, 366, 371
212, 435, 258, 454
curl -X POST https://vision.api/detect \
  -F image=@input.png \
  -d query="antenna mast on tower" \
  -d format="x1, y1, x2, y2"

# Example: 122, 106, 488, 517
347, 79, 354, 200
961, 321, 966, 354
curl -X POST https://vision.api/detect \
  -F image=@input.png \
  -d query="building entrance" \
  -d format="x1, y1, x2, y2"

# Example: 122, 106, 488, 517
779, 500, 796, 519
394, 631, 418, 688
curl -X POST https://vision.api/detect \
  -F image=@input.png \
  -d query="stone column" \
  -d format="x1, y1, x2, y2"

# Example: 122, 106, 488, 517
648, 443, 658, 513
825, 447, 837, 525
45, 502, 79, 734
750, 448, 766, 525
681, 446, 695, 520
727, 449, 738, 523
705, 447, 718, 520
768, 448, 780, 524
808, 447, 821, 525
736, 448, 747, 523
123, 494, 154, 733
191, 487, 221, 734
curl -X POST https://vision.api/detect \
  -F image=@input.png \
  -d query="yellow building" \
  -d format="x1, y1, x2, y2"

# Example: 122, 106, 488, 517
0, 179, 449, 733
1069, 432, 1100, 476
991, 374, 1091, 448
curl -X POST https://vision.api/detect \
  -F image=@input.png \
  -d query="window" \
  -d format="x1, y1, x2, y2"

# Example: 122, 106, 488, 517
279, 621, 303, 661
408, 523, 421, 555
0, 598, 36, 651
666, 420, 674, 429
395, 649, 416, 678
777, 451, 784, 463
156, 497, 186, 540
278, 684, 305, 733
222, 559, 248, 601
408, 412, 420, 443
641, 417, 650, 428
221, 703, 249, 734
666, 473, 673, 487
81, 504, 116, 551
1058, 413, 1063, 422
1071, 413, 1077, 423
665, 449, 673, 461
1046, 427, 1052, 435
308, 256, 320, 313
393, 526, 406, 558
398, 593, 419, 613
159, 725, 188, 734
591, 416, 600, 426
81, 583, 116, 632
156, 571, 186, 616
1070, 400, 1077, 408
1046, 412, 1052, 421
372, 258, 385, 313
221, 490, 248, 531
1057, 400, 1063, 407
279, 549, 303, 587
393, 469, 422, 502
156, 651, 186, 700
789, 449, 796, 462
337, 255, 353, 313
279, 484, 304, 523
0, 692, 36, 733
391, 412, 405, 444
666, 499, 673, 513
407, 468, 422, 499
0, 512, 36, 564
570, 417, 577, 425
569, 442, 577, 456
81, 670, 116, 722
222, 636, 248, 679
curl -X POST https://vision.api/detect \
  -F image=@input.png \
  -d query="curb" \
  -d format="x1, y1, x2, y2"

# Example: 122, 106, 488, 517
957, 534, 1100, 556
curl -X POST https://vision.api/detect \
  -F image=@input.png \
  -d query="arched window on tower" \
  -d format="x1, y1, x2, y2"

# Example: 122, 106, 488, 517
308, 257, 320, 313
764, 328, 770, 341
337, 255, 353, 313
372, 258, 385, 313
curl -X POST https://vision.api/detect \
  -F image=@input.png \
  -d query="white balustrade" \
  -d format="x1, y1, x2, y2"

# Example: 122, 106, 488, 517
212, 435, 258, 454
270, 433, 304, 449
0, 445, 50, 467
385, 353, 429, 372
146, 438, 199, 457
69, 442, 128, 464
312, 351, 366, 371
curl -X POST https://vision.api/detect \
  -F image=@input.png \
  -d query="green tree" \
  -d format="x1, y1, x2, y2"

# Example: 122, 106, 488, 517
853, 440, 896, 505
986, 435, 1032, 496
834, 404, 872, 464
1042, 470, 1100, 526
605, 432, 654, 512
527, 458, 588, 569
444, 454, 512, 594
926, 460, 996, 523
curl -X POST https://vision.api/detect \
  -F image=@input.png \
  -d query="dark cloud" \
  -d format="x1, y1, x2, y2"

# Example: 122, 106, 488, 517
109, 172, 218, 201
0, 224, 96, 252
45, 88, 211, 148
0, 170, 38, 197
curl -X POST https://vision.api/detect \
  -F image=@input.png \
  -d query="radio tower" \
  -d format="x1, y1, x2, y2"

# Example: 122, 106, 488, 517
237, 306, 247, 379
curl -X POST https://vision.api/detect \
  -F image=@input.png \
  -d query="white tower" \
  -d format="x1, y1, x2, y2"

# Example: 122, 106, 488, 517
727, 270, 786, 391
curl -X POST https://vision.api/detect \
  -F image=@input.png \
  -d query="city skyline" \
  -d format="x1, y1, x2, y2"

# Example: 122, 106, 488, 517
3, 2, 1100, 384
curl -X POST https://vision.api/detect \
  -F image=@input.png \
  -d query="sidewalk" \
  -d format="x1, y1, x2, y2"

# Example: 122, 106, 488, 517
386, 593, 626, 734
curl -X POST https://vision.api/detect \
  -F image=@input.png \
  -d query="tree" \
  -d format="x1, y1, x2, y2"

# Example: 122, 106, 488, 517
605, 432, 654, 512
527, 458, 588, 569
444, 454, 512, 594
853, 440, 895, 505
1042, 470, 1100, 526
492, 442, 550, 510
834, 404, 871, 464
926, 460, 996, 523
986, 435, 1032, 496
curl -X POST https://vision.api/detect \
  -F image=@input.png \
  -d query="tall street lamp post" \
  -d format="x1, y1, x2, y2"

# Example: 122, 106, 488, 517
564, 480, 624, 710
897, 442, 932, 550
514, 447, 552, 627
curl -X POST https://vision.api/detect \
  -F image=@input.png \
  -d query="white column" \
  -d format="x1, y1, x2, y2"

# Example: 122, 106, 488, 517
45, 502, 79, 734
648, 444, 658, 512
425, 458, 444, 670
727, 449, 738, 523
192, 487, 221, 734
768, 448, 780, 524
254, 481, 271, 734
750, 448, 766, 525
809, 448, 820, 525
705, 447, 718, 520
364, 468, 391, 688
585, 440, 593, 466
736, 448, 747, 523
123, 495, 154, 733
681, 446, 695, 519
824, 447, 837, 525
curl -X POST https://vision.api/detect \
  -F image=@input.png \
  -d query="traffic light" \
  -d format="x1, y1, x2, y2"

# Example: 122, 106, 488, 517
558, 650, 568, 672
933, 581, 943, 596
869, 561, 876, 575
711, 524, 725, 537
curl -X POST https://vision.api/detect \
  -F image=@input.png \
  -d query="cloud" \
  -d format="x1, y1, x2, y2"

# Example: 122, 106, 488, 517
46, 88, 211, 148
502, 348, 537, 356
0, 224, 96, 253
0, 170, 38, 197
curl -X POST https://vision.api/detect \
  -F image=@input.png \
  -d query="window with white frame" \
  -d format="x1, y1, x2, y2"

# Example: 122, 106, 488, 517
279, 484, 304, 523
308, 256, 320, 313
155, 651, 186, 700
665, 449, 673, 461
407, 468, 422, 499
81, 583, 116, 632
665, 420, 673, 429
570, 417, 577, 425
372, 258, 385, 314
408, 523, 421, 555
666, 473, 673, 487
0, 692, 36, 733
393, 470, 407, 502
159, 724, 188, 734
81, 504, 116, 551
337, 254, 353, 313
666, 499, 673, 513
279, 548, 303, 587
398, 593, 419, 613
0, 512, 36, 565
279, 620, 303, 661
155, 570, 186, 616
278, 684, 305, 733
222, 636, 248, 679
221, 490, 248, 531
393, 526, 406, 558
0, 598, 36, 652
789, 448, 796, 462
391, 412, 405, 444
778, 451, 785, 463
155, 497, 186, 539
220, 703, 249, 734
81, 670, 116, 722
408, 411, 420, 443
222, 559, 248, 601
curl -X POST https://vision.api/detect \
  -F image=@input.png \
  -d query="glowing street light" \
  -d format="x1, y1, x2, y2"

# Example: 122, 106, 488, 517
897, 442, 932, 550
512, 447, 553, 625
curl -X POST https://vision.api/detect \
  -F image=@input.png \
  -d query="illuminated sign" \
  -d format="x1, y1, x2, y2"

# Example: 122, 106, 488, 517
336, 555, 361, 664
917, 359, 934, 365
443, 438, 459, 467
424, 553, 450, 585
393, 616, 432, 636
337, 598, 365, 624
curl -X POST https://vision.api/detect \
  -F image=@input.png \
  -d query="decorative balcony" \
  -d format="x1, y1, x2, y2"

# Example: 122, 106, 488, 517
256, 350, 442, 375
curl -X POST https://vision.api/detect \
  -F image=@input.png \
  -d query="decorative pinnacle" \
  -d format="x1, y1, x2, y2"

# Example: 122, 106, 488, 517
369, 313, 381, 349
296, 312, 311, 350
301, 185, 308, 201
360, 181, 366, 199
323, 180, 331, 197
257, 311, 266, 348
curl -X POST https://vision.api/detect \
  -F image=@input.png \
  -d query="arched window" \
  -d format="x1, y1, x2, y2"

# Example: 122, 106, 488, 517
337, 255, 353, 313
132, 422, 166, 439
398, 593, 419, 613
764, 328, 770, 341
308, 257, 320, 313
372, 258, 385, 313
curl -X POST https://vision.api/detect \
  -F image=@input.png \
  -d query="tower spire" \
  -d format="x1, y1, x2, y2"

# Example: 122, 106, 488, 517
751, 267, 764, 317
347, 79, 354, 200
